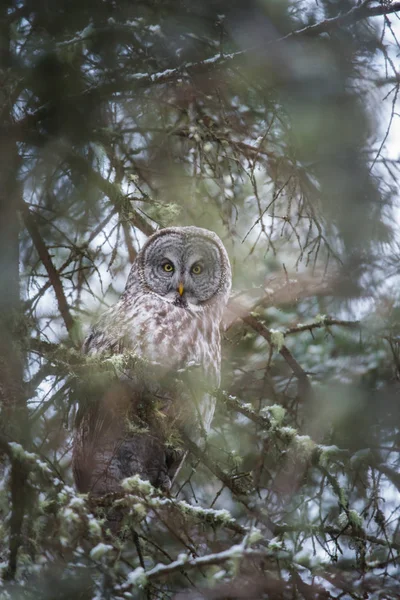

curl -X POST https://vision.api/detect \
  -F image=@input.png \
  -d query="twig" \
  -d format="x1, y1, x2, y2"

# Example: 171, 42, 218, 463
242, 314, 312, 393
221, 391, 272, 430
284, 318, 360, 336
64, 150, 155, 237
181, 433, 277, 533
21, 202, 75, 335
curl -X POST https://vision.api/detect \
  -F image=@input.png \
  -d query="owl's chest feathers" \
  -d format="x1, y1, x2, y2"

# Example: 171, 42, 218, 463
120, 294, 221, 381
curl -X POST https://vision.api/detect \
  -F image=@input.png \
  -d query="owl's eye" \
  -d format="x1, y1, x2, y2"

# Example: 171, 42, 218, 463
162, 262, 174, 273
191, 264, 202, 275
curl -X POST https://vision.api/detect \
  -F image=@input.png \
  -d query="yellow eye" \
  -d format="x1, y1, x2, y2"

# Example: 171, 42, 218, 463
192, 264, 202, 275
163, 262, 174, 272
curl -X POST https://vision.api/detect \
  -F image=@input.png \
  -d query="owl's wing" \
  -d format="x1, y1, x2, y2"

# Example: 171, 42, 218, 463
74, 293, 221, 499
73, 301, 187, 496
82, 305, 126, 355
73, 372, 175, 495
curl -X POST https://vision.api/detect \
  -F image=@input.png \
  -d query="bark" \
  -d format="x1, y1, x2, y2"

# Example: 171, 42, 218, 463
0, 4, 29, 579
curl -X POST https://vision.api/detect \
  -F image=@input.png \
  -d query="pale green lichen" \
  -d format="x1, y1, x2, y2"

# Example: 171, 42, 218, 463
262, 404, 286, 425
147, 497, 162, 508
270, 329, 285, 352
132, 503, 147, 519
69, 496, 86, 509
279, 426, 298, 441
338, 511, 348, 528
61, 507, 80, 524
127, 566, 148, 588
124, 418, 149, 434
88, 517, 102, 537
268, 537, 284, 550
158, 203, 182, 225
138, 493, 236, 528
89, 543, 113, 561
36, 459, 52, 474
247, 528, 263, 545
122, 475, 154, 496
318, 444, 341, 468
339, 488, 348, 508
293, 435, 316, 460
349, 509, 363, 528
178, 500, 233, 525
315, 314, 327, 324
102, 353, 130, 373
38, 498, 53, 513
57, 490, 70, 505
8, 442, 36, 461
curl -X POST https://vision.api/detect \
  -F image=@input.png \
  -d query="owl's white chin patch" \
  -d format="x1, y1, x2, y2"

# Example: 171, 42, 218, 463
185, 300, 203, 313
161, 292, 202, 312
183, 294, 200, 306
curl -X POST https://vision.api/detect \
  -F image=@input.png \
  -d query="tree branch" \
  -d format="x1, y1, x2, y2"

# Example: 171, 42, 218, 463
284, 318, 360, 336
8, 1, 400, 141
49, 1, 400, 91
181, 433, 277, 533
20, 202, 75, 335
64, 150, 155, 237
242, 313, 312, 391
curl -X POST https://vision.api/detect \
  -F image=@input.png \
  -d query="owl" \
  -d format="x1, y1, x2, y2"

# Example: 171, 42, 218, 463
73, 226, 232, 497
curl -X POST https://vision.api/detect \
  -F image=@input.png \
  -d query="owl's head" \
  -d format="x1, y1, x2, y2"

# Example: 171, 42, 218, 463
126, 226, 231, 310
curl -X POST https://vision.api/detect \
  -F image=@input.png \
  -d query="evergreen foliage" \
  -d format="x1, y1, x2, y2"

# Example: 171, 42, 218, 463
1, 1, 400, 598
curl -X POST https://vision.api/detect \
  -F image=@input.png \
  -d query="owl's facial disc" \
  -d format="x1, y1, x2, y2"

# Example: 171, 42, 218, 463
142, 234, 222, 306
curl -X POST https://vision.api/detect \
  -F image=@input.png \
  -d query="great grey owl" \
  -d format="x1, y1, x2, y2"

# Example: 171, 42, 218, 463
73, 226, 232, 497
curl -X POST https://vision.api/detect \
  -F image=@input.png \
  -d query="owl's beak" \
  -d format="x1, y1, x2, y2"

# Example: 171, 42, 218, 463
178, 282, 184, 296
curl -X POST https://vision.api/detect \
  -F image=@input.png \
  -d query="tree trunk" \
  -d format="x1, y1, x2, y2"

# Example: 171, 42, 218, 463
0, 3, 29, 579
